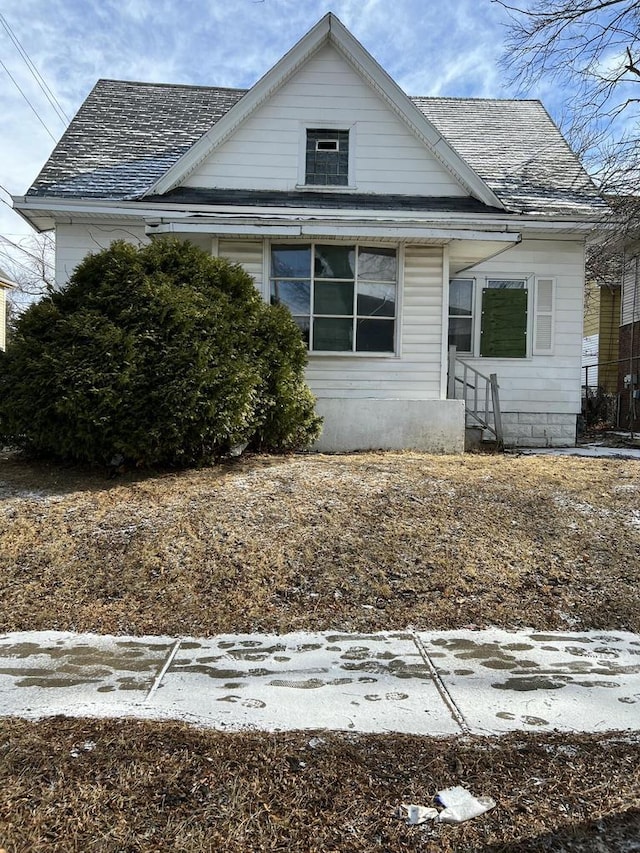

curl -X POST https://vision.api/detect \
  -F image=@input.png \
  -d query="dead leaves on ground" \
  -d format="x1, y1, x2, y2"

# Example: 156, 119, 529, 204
0, 451, 638, 636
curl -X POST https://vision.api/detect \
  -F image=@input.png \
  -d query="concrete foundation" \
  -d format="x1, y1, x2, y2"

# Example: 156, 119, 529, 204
312, 398, 465, 454
501, 412, 577, 448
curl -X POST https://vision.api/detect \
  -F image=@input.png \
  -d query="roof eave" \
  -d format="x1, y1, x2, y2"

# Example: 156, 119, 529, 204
13, 195, 604, 234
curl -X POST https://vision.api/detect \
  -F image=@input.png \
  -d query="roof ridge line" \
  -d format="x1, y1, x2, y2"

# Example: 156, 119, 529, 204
96, 78, 249, 94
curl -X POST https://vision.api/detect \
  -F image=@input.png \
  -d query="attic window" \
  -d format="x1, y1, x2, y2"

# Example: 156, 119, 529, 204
306, 129, 349, 186
316, 139, 339, 151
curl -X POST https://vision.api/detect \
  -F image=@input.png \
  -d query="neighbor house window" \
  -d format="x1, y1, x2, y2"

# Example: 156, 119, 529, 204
305, 129, 349, 186
448, 278, 474, 353
270, 243, 397, 353
480, 279, 528, 358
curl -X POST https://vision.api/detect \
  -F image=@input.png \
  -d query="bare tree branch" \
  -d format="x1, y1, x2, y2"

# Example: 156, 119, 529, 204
2, 233, 55, 316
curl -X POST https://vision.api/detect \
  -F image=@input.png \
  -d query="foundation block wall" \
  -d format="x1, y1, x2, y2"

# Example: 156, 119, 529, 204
501, 412, 577, 447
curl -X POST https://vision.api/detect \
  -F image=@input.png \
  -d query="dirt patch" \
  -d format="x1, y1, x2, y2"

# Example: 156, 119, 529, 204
0, 451, 639, 636
0, 717, 638, 852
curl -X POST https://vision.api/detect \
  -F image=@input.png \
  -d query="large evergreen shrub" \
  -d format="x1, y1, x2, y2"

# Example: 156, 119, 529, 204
0, 238, 322, 466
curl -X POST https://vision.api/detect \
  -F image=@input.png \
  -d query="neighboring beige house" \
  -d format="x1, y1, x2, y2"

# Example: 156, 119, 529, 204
0, 266, 16, 351
583, 280, 621, 394
619, 243, 640, 430
12, 14, 607, 451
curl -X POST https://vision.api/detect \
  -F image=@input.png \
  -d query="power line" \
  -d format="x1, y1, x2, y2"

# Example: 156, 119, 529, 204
0, 56, 57, 142
0, 12, 70, 125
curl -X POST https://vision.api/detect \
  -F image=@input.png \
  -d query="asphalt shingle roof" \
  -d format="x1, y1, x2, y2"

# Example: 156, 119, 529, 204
26, 79, 605, 216
413, 97, 604, 216
28, 80, 246, 200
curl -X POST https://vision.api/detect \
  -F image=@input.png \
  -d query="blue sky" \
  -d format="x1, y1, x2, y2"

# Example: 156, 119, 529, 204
0, 0, 560, 256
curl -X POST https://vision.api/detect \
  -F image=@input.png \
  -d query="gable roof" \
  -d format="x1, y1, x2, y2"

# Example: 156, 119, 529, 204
143, 14, 502, 208
22, 16, 605, 218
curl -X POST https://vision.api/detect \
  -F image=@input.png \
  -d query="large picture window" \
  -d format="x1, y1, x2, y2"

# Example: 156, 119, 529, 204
270, 243, 397, 353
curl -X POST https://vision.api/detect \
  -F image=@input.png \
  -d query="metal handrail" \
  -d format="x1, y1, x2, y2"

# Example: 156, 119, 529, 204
447, 346, 503, 445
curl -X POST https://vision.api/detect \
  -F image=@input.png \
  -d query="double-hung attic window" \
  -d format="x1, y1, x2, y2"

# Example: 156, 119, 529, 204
305, 129, 349, 186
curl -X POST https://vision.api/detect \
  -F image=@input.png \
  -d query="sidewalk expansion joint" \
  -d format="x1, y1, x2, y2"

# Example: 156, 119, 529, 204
411, 631, 470, 735
145, 638, 182, 703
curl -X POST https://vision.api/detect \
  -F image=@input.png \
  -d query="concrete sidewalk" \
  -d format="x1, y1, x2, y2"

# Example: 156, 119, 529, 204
1, 628, 639, 735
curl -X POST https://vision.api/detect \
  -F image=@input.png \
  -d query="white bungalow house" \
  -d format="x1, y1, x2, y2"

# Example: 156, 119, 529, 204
12, 14, 606, 452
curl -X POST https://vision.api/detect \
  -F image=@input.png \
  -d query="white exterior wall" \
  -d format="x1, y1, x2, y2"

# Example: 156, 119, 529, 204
52, 224, 584, 451
55, 222, 149, 287
453, 238, 585, 446
183, 44, 465, 197
217, 238, 459, 451
300, 244, 444, 401
217, 238, 445, 401
218, 239, 264, 294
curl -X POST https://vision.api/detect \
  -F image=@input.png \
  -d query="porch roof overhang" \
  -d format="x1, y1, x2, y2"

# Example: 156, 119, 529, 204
145, 216, 522, 273
13, 193, 601, 273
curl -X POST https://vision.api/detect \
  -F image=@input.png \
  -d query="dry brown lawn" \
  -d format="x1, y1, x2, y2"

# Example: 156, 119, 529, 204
1, 449, 639, 636
2, 450, 640, 851
1, 717, 639, 853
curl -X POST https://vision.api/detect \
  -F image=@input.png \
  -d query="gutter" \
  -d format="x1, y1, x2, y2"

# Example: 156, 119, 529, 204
12, 195, 604, 235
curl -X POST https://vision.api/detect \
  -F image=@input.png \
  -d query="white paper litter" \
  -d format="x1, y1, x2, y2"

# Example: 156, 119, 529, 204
435, 786, 496, 824
401, 804, 439, 825
400, 786, 496, 827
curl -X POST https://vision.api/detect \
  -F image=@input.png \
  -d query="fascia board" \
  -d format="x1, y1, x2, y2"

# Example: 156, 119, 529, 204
147, 219, 520, 243
14, 195, 601, 233
143, 14, 334, 197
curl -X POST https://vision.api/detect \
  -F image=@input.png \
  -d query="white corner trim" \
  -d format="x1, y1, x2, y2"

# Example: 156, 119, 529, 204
440, 244, 450, 399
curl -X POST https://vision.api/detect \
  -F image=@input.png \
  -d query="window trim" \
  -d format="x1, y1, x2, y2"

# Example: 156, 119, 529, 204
296, 121, 357, 190
448, 277, 475, 355
269, 240, 400, 357
449, 273, 547, 359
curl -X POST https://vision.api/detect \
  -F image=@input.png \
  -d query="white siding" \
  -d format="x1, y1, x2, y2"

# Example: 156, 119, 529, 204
55, 223, 149, 287
183, 43, 465, 197
218, 239, 264, 294
306, 245, 444, 400
456, 239, 585, 414
622, 254, 640, 326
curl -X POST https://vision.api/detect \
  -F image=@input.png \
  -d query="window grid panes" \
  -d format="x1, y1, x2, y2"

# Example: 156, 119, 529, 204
305, 129, 349, 186
270, 243, 397, 353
